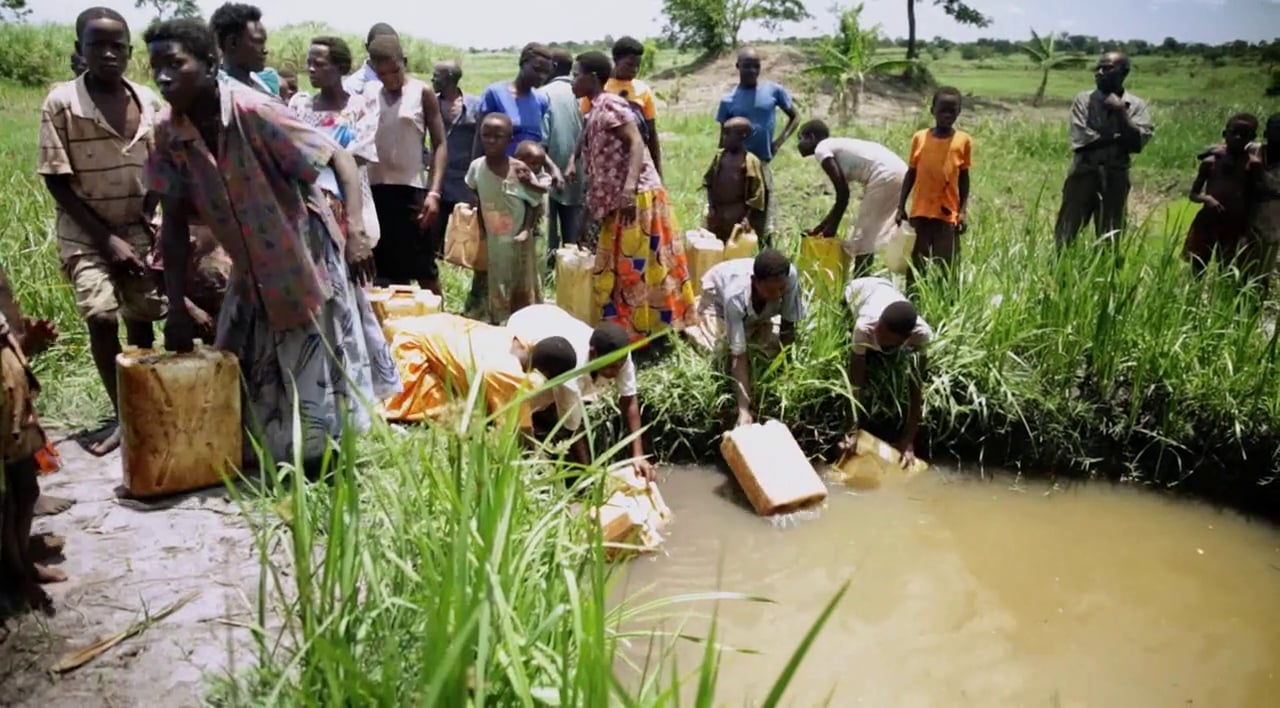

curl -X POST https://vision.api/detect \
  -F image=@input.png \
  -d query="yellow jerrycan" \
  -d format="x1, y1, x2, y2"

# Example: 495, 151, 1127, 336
117, 344, 242, 498
555, 245, 597, 326
830, 430, 928, 490
797, 235, 851, 300
723, 223, 759, 261
720, 420, 828, 516
684, 229, 725, 295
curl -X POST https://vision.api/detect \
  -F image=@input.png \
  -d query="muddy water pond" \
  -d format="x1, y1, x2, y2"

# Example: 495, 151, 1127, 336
617, 465, 1280, 706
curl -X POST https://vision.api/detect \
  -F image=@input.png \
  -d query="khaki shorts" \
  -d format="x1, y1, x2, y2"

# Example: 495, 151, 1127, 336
63, 236, 166, 322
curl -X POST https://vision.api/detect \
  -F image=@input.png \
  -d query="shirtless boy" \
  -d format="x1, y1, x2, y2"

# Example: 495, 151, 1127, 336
704, 116, 766, 242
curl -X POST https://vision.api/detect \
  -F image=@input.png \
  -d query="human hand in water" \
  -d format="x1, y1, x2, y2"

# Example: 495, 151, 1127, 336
1103, 93, 1126, 112
896, 437, 917, 470
164, 309, 195, 353
20, 318, 58, 358
631, 458, 657, 483
417, 192, 441, 228
735, 408, 754, 428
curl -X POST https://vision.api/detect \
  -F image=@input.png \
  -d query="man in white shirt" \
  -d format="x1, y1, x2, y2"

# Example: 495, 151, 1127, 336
507, 304, 653, 480
845, 277, 932, 467
798, 120, 908, 277
686, 249, 805, 428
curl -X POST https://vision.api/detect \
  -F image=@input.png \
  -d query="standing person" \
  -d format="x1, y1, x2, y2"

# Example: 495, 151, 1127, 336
572, 51, 695, 342
1054, 51, 1155, 246
1183, 114, 1259, 275
37, 7, 166, 456
209, 3, 279, 98
686, 251, 804, 428
1, 269, 67, 616
344, 23, 398, 96
844, 277, 933, 469
579, 37, 662, 176
895, 87, 973, 278
797, 120, 908, 278
703, 117, 766, 242
542, 48, 586, 263
290, 35, 401, 399
430, 60, 482, 257
507, 304, 655, 481
715, 47, 799, 244
144, 18, 393, 467
365, 35, 448, 295
466, 114, 543, 324
1243, 114, 1280, 292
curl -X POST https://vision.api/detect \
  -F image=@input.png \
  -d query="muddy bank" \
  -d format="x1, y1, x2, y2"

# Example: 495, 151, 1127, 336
0, 439, 278, 707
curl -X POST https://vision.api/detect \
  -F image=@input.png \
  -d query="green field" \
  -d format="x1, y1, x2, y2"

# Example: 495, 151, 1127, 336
2, 19, 1279, 703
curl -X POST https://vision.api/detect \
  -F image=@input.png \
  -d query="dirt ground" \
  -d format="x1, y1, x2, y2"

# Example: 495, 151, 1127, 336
0, 437, 273, 707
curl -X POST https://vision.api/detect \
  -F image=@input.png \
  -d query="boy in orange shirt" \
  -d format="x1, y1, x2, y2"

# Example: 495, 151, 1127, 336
896, 87, 973, 279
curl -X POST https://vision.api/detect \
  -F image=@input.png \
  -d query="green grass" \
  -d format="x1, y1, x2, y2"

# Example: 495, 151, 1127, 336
3, 22, 1280, 699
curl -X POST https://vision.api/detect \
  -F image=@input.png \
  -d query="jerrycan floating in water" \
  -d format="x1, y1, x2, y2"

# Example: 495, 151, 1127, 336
723, 223, 759, 261
592, 468, 672, 560
685, 230, 725, 295
720, 420, 828, 516
118, 344, 242, 498
882, 223, 917, 275
830, 430, 928, 491
555, 245, 597, 327
797, 235, 850, 300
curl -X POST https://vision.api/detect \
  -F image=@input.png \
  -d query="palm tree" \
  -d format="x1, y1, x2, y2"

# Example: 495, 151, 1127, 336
1018, 29, 1087, 107
806, 4, 914, 118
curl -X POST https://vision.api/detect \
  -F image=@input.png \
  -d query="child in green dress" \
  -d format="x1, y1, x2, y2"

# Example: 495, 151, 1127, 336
466, 114, 544, 324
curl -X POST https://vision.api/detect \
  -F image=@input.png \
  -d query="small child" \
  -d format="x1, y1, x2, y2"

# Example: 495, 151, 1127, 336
513, 140, 553, 193
896, 86, 973, 277
466, 115, 544, 324
276, 67, 299, 104
703, 117, 766, 243
1183, 113, 1260, 275
1243, 114, 1280, 291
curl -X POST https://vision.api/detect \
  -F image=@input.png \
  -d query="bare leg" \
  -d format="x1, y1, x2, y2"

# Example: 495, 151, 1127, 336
85, 315, 123, 456
34, 494, 74, 516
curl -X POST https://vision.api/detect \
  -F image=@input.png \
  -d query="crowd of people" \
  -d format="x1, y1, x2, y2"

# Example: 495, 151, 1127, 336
3, 3, 1278, 615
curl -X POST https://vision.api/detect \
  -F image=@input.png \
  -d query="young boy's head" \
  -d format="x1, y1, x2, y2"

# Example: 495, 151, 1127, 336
144, 18, 221, 112
588, 322, 630, 379
611, 36, 645, 81
480, 113, 514, 158
751, 248, 792, 303
931, 87, 962, 130
796, 119, 830, 158
1223, 113, 1259, 155
875, 301, 919, 349
277, 67, 298, 102
210, 2, 268, 74
75, 7, 131, 84
513, 140, 547, 173
721, 117, 752, 152
368, 35, 406, 91
530, 336, 577, 380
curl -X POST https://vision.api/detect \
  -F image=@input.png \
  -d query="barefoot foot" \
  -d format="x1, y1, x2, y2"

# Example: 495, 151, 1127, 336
34, 494, 74, 517
87, 425, 121, 457
34, 563, 68, 584
29, 533, 66, 561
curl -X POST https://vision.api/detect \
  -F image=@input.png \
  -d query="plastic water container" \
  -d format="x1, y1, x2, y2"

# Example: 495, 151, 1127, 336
723, 223, 759, 261
593, 469, 672, 560
367, 285, 442, 323
118, 344, 242, 498
685, 230, 725, 296
830, 430, 928, 490
555, 246, 596, 326
883, 223, 917, 275
797, 236, 850, 299
720, 420, 828, 516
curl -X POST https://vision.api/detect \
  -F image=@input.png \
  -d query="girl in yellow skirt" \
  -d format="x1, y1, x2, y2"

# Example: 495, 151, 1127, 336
570, 51, 695, 341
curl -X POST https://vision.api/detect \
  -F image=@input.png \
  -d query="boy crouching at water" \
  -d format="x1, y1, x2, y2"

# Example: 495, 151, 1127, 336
704, 117, 766, 243
896, 87, 973, 280
844, 277, 933, 469
1, 267, 67, 615
1183, 113, 1259, 275
38, 8, 166, 456
685, 249, 804, 428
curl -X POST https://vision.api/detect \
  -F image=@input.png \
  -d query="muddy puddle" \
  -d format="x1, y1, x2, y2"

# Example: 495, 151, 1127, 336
616, 465, 1280, 706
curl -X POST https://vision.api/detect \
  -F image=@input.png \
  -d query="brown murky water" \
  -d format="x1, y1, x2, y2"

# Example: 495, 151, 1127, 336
616, 465, 1280, 707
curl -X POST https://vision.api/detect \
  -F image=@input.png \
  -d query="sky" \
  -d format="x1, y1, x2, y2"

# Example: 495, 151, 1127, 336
27, 0, 1280, 50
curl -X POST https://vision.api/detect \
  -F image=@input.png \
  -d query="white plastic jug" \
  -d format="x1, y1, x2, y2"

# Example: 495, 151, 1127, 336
883, 223, 917, 275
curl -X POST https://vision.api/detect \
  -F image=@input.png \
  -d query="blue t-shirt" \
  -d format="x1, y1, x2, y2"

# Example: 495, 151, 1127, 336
715, 81, 794, 163
478, 80, 550, 156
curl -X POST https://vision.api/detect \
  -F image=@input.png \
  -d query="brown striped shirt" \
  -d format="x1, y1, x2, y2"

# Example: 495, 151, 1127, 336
37, 76, 164, 260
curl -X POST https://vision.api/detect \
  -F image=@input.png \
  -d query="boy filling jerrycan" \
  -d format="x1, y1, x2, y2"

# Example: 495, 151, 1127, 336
685, 229, 725, 295
117, 343, 242, 498
723, 222, 759, 261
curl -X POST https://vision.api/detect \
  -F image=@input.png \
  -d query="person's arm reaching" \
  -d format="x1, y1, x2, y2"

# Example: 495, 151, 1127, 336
810, 156, 849, 238
771, 87, 799, 155
898, 351, 927, 469
159, 195, 194, 352
620, 394, 654, 481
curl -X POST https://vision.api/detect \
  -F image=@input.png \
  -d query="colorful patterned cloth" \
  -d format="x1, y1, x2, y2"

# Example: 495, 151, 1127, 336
288, 90, 382, 247
465, 158, 543, 324
581, 93, 661, 221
